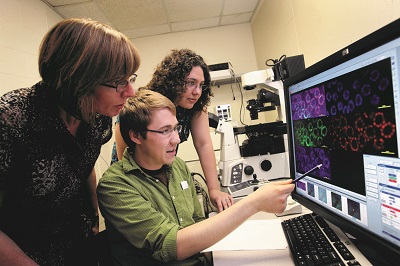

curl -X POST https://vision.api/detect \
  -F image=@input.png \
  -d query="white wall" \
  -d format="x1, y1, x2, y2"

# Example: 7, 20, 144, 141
132, 23, 257, 89
252, 0, 400, 70
0, 0, 62, 95
0, 0, 114, 180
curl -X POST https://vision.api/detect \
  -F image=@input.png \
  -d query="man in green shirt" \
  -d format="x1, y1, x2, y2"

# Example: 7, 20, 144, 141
97, 90, 295, 265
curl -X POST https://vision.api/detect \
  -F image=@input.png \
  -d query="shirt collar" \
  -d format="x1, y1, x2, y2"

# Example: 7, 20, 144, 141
121, 147, 172, 178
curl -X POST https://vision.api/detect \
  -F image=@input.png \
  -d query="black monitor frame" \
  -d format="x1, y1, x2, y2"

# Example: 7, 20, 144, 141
283, 18, 400, 261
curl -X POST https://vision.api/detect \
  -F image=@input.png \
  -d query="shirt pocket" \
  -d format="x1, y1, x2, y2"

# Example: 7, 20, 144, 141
173, 186, 196, 225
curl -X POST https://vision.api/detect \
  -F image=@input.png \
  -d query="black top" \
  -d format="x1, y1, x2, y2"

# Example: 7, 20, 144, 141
0, 82, 112, 265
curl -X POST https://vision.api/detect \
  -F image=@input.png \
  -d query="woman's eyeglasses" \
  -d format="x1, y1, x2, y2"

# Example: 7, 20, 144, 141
101, 74, 137, 92
184, 80, 208, 91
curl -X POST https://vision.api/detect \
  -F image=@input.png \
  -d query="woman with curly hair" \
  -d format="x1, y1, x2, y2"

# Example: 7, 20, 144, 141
113, 48, 233, 212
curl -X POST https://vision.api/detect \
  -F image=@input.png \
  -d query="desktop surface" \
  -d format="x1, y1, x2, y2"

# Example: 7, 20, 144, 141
211, 202, 373, 266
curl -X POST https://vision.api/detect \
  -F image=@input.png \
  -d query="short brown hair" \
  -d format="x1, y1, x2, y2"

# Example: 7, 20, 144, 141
39, 18, 140, 123
119, 90, 176, 149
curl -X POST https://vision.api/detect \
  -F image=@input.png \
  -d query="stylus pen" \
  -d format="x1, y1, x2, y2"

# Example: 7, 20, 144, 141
293, 164, 322, 183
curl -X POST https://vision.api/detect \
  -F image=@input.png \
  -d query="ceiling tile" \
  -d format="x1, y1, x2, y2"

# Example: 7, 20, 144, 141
223, 0, 260, 15
42, 0, 262, 38
55, 2, 112, 25
96, 0, 168, 30
122, 24, 171, 39
166, 0, 223, 22
45, 0, 88, 6
171, 17, 219, 32
221, 12, 253, 25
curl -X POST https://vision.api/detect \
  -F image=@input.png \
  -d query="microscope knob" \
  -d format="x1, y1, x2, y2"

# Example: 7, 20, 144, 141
244, 165, 254, 175
251, 173, 259, 184
260, 160, 272, 171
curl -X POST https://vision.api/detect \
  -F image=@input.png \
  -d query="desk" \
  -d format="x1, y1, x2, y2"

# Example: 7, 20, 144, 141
211, 208, 372, 266
211, 210, 309, 266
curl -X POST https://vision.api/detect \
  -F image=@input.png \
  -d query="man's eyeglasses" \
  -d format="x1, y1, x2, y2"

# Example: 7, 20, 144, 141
101, 74, 137, 92
145, 125, 182, 136
184, 80, 208, 91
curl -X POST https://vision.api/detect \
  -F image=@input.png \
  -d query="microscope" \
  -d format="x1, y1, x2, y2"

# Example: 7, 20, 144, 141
214, 70, 290, 198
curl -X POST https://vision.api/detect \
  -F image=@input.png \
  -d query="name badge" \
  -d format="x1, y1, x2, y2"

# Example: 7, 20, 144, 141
180, 181, 188, 190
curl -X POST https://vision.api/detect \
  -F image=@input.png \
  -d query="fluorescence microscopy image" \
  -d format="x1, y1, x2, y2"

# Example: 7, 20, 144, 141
293, 61, 397, 156
293, 110, 396, 156
291, 85, 327, 120
295, 145, 331, 179
290, 58, 394, 122
293, 118, 328, 147
325, 58, 393, 116
329, 110, 397, 155
291, 58, 397, 195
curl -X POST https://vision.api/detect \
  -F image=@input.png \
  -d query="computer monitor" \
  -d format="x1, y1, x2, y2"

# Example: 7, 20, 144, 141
284, 18, 400, 261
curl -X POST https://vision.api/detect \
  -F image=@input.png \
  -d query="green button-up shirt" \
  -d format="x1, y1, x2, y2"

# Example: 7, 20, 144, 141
97, 148, 206, 265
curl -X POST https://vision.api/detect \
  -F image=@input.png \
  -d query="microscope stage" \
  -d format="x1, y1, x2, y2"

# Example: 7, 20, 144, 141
228, 180, 269, 198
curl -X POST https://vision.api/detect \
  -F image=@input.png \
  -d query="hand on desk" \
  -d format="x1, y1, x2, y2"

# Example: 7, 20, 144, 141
275, 195, 302, 217
209, 189, 233, 212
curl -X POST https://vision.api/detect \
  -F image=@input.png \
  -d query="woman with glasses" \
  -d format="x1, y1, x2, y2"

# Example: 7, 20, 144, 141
113, 48, 233, 212
0, 18, 140, 265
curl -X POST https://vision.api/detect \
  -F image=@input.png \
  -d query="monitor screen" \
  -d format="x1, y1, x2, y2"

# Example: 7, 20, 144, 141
284, 18, 400, 260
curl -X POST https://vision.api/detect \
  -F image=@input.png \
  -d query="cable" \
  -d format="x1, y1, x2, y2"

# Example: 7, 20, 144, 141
266, 55, 286, 81
265, 54, 286, 67
191, 172, 207, 184
239, 90, 246, 125
98, 153, 110, 169
229, 68, 236, 100
234, 78, 247, 126
193, 179, 214, 216
191, 172, 216, 216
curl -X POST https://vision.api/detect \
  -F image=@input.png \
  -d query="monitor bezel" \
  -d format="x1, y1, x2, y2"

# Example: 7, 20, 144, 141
283, 18, 400, 261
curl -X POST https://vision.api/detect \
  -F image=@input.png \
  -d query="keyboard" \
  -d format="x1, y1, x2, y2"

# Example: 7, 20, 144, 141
281, 213, 361, 266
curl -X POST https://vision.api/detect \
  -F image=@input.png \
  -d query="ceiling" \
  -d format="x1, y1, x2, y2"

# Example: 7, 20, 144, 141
42, 0, 262, 39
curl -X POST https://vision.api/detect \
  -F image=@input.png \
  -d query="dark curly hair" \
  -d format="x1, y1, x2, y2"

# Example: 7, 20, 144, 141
139, 48, 212, 116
